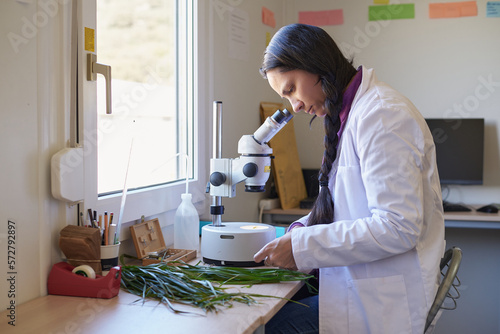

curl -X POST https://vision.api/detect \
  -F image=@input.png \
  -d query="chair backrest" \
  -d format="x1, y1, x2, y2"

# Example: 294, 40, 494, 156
425, 247, 463, 332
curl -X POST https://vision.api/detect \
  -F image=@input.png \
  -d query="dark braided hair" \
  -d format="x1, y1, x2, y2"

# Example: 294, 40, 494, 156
260, 24, 356, 226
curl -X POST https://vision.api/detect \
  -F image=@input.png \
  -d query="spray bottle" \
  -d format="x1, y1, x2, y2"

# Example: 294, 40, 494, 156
174, 155, 200, 251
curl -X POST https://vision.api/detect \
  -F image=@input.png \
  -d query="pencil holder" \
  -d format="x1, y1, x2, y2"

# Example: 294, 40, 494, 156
101, 242, 120, 274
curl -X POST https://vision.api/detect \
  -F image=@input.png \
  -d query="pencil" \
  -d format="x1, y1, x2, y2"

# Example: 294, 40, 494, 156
104, 212, 109, 246
109, 213, 115, 244
99, 214, 103, 245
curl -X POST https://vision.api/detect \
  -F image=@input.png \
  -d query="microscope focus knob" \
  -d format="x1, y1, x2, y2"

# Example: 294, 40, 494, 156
243, 163, 258, 178
210, 172, 226, 186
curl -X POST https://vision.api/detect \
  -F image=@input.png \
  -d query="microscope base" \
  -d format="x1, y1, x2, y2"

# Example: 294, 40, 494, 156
202, 257, 264, 267
201, 222, 275, 267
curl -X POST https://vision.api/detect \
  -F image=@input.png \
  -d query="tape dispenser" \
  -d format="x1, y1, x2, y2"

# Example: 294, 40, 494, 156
47, 262, 121, 299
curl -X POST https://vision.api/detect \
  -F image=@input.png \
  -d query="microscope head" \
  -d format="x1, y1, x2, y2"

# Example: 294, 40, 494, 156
238, 109, 293, 192
209, 109, 293, 197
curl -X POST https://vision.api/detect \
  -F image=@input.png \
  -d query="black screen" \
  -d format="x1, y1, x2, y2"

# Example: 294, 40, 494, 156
425, 118, 484, 185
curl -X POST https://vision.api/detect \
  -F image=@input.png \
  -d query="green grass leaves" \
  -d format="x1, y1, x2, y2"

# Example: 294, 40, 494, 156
120, 262, 315, 314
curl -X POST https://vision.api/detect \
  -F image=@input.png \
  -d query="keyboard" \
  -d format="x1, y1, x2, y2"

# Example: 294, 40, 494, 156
443, 202, 471, 212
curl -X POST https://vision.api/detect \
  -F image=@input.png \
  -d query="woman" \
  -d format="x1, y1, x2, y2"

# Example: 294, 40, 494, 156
254, 24, 445, 334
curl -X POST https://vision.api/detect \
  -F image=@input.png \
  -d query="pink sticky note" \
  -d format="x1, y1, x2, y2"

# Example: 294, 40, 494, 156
298, 9, 344, 26
262, 7, 276, 28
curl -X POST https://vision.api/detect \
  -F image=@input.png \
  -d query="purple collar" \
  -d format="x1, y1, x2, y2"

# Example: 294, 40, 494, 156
337, 67, 362, 142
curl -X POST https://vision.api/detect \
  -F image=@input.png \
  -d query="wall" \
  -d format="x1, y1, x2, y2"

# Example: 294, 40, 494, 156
287, 0, 500, 206
0, 1, 41, 309
200, 0, 287, 222
0, 0, 72, 309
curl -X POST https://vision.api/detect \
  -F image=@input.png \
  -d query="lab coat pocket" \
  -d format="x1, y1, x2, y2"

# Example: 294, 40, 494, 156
347, 275, 412, 334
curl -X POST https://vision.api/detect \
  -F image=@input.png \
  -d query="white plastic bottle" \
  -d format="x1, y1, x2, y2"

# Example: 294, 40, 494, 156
174, 193, 200, 251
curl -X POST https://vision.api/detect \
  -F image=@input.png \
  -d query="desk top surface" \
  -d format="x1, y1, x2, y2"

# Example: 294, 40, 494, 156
264, 207, 500, 222
443, 210, 500, 222
0, 266, 302, 334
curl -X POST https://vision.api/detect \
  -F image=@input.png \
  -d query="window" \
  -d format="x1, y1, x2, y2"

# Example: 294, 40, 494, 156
80, 0, 205, 225
97, 0, 191, 194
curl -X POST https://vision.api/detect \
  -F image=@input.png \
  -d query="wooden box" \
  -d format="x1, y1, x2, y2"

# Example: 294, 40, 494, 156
129, 218, 196, 266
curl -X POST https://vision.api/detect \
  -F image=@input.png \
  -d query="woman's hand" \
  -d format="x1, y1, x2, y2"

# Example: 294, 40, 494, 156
254, 231, 297, 270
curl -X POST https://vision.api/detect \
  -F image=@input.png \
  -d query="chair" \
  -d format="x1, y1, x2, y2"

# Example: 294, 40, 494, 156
425, 247, 463, 332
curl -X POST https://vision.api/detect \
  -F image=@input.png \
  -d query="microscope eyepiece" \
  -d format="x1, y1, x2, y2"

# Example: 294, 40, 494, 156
271, 109, 293, 124
253, 109, 294, 145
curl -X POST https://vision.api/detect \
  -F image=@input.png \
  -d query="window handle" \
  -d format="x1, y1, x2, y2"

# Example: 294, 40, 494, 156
87, 53, 112, 114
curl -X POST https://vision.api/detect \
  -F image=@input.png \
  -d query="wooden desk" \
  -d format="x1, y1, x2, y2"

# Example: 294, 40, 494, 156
442, 211, 500, 229
0, 264, 302, 334
263, 207, 500, 229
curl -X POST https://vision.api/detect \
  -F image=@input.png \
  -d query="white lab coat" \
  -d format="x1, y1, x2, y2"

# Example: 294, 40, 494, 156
292, 66, 445, 334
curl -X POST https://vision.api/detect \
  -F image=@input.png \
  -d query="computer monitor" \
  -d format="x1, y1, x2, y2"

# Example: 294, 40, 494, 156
425, 118, 484, 185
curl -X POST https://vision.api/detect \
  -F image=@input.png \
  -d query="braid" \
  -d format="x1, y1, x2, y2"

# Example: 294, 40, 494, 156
307, 92, 342, 226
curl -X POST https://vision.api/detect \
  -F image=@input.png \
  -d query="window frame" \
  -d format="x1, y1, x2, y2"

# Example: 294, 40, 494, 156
79, 0, 207, 232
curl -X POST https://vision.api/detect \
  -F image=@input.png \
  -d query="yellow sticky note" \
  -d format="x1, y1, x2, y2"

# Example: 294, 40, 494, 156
84, 27, 95, 52
266, 32, 271, 47
374, 0, 390, 4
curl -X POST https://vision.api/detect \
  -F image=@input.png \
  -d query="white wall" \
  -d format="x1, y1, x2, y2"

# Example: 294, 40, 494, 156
287, 0, 500, 205
200, 0, 287, 222
0, 0, 71, 308
0, 1, 41, 308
